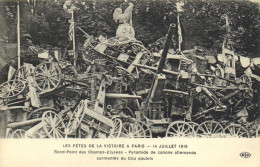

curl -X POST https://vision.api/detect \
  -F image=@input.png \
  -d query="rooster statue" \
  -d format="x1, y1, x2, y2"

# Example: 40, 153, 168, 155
112, 3, 135, 39
113, 2, 134, 26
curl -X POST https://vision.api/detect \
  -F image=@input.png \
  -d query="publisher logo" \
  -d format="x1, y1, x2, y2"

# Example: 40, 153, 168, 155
240, 152, 251, 158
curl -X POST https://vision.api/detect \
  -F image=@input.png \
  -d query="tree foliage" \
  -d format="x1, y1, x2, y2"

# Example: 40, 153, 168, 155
0, 0, 259, 58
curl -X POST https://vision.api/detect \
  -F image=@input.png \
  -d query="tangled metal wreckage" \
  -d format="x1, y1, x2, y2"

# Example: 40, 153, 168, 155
1, 3, 260, 139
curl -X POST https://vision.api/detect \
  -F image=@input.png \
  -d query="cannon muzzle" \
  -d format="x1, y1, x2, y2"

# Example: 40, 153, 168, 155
156, 23, 176, 74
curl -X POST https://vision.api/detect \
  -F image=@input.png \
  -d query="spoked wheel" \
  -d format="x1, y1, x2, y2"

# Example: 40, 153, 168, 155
42, 111, 66, 138
116, 66, 137, 85
110, 118, 123, 138
34, 62, 61, 92
224, 124, 250, 138
166, 121, 195, 138
196, 121, 224, 138
131, 43, 153, 59
15, 66, 31, 81
6, 128, 13, 138
120, 122, 146, 138
240, 74, 253, 99
0, 80, 26, 99
256, 126, 260, 138
65, 100, 86, 136
11, 129, 27, 138
121, 107, 135, 118
137, 121, 152, 138
27, 107, 57, 120
187, 122, 199, 137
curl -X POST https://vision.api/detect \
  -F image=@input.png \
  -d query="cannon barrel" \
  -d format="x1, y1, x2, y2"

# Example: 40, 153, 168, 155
8, 118, 42, 129
105, 93, 142, 99
156, 23, 176, 74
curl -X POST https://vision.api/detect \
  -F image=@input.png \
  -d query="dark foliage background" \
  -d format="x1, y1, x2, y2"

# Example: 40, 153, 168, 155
0, 0, 259, 59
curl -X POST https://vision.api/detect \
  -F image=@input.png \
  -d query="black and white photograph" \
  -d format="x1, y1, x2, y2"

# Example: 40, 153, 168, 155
0, 0, 259, 166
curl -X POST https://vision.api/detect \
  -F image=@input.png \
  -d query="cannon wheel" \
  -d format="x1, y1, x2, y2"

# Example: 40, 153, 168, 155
0, 80, 26, 99
42, 111, 66, 138
256, 126, 260, 138
110, 118, 123, 138
131, 43, 154, 65
131, 43, 153, 60
196, 121, 224, 138
137, 121, 152, 138
11, 129, 27, 138
27, 107, 57, 120
240, 74, 253, 99
224, 124, 250, 138
6, 128, 13, 138
34, 62, 61, 92
187, 122, 199, 137
15, 66, 31, 81
65, 100, 86, 136
121, 107, 135, 118
120, 122, 146, 138
166, 121, 195, 138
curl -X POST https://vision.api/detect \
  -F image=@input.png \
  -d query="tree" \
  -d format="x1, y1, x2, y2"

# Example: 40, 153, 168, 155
0, 0, 259, 58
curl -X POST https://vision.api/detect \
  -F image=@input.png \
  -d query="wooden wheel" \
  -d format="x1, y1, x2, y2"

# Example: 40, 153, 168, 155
0, 80, 26, 99
6, 128, 13, 138
187, 122, 199, 131
120, 122, 146, 138
256, 126, 260, 138
187, 122, 199, 137
121, 107, 135, 118
42, 111, 66, 138
131, 43, 154, 63
137, 121, 152, 138
166, 121, 195, 138
15, 66, 31, 81
27, 107, 57, 120
240, 74, 253, 99
196, 121, 224, 138
131, 43, 151, 55
34, 62, 61, 92
224, 124, 250, 138
110, 118, 123, 138
11, 129, 27, 138
65, 100, 86, 136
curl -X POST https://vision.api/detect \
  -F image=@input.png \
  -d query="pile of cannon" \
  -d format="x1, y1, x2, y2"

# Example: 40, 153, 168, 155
1, 20, 260, 138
